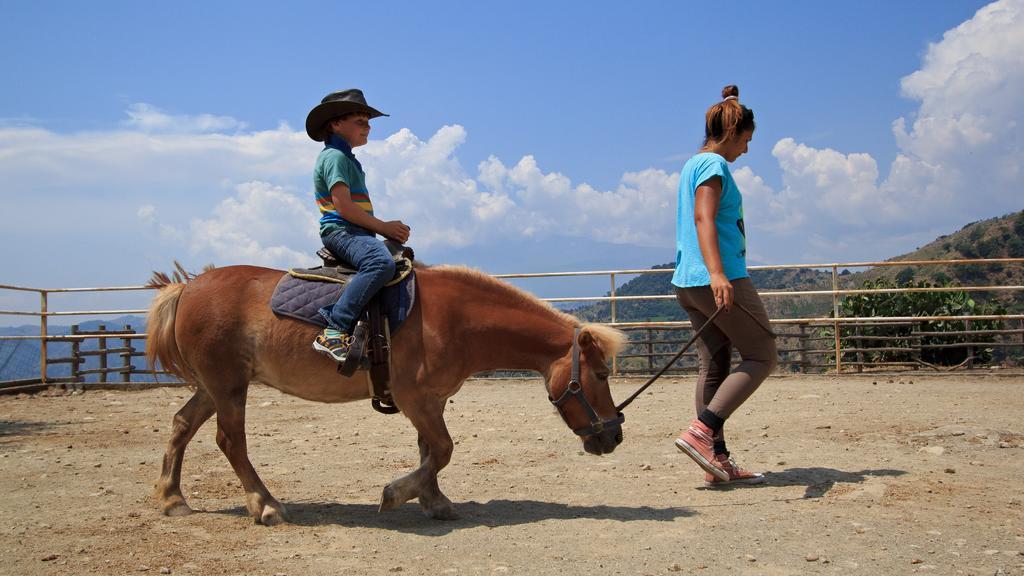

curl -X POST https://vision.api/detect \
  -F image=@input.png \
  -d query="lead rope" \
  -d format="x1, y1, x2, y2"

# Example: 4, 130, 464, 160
615, 302, 775, 412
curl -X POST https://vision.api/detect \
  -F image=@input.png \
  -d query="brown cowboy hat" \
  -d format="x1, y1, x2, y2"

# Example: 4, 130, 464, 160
305, 89, 388, 141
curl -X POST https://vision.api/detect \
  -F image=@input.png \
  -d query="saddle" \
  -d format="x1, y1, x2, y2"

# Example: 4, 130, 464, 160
270, 240, 416, 415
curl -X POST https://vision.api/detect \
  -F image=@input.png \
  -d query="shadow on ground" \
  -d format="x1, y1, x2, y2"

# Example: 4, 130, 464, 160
0, 419, 53, 439
212, 499, 694, 534
738, 467, 908, 499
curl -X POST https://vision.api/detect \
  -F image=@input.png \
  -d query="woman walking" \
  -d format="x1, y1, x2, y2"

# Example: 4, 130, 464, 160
672, 85, 777, 486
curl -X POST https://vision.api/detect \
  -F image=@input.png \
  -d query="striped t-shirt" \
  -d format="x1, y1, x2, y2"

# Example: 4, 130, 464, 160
313, 148, 373, 236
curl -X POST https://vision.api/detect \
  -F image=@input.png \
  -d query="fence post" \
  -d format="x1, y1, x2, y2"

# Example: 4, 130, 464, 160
965, 318, 974, 369
122, 325, 133, 384
97, 324, 107, 384
912, 320, 922, 369
832, 265, 842, 373
646, 327, 654, 374
855, 324, 864, 373
70, 324, 81, 387
798, 324, 807, 373
610, 272, 617, 376
40, 291, 48, 384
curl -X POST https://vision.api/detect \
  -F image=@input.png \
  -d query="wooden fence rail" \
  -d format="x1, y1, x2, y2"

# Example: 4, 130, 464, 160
0, 323, 182, 393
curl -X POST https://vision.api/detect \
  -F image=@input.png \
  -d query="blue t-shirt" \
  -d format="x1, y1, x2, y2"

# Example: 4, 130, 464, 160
313, 148, 373, 237
671, 152, 748, 288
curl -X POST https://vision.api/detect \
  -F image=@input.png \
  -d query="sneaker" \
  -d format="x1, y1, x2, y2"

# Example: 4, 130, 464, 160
704, 454, 766, 486
674, 420, 729, 481
313, 328, 353, 363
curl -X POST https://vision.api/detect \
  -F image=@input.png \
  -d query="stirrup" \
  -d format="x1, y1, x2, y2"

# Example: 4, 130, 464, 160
337, 322, 369, 377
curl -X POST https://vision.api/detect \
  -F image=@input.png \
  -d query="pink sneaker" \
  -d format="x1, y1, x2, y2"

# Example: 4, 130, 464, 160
704, 454, 765, 486
674, 420, 728, 481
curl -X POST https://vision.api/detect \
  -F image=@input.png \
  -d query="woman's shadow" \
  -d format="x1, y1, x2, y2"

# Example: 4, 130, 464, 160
701, 467, 907, 499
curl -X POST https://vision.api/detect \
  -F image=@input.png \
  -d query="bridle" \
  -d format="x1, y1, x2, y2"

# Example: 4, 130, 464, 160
547, 328, 625, 437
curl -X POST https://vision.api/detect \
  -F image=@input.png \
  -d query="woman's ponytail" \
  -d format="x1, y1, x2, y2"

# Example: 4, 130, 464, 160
704, 85, 755, 147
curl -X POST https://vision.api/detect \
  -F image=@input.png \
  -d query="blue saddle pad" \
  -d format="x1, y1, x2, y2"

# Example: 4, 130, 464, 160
270, 272, 416, 333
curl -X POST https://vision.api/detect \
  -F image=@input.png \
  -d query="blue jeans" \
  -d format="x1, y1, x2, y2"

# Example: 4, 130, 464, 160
318, 228, 396, 333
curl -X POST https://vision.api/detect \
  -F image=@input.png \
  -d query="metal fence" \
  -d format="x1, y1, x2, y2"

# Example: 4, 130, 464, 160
1, 257, 1022, 392
494, 257, 1024, 374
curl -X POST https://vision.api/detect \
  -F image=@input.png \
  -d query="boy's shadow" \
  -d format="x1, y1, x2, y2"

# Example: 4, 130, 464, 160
702, 467, 907, 499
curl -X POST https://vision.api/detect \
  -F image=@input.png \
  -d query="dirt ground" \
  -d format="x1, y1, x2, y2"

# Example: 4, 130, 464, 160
2, 373, 1023, 576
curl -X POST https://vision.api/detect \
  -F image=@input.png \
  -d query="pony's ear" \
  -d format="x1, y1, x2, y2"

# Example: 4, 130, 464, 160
577, 330, 606, 367
577, 330, 595, 350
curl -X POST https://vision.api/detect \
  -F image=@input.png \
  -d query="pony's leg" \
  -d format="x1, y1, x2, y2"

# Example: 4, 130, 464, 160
212, 387, 289, 525
154, 388, 215, 516
380, 398, 458, 520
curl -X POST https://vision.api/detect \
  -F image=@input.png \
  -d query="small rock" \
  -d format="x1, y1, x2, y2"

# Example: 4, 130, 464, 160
744, 555, 756, 562
138, 565, 150, 572
805, 554, 819, 562
388, 567, 403, 573
944, 468, 956, 474
777, 461, 786, 465
640, 464, 652, 471
41, 555, 58, 562
999, 442, 1011, 448
668, 564, 682, 572
911, 558, 922, 564
160, 568, 171, 575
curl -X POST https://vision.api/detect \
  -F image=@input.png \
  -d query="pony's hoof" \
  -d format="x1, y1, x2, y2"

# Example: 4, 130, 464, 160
379, 484, 402, 512
426, 505, 460, 521
160, 496, 193, 517
259, 503, 289, 526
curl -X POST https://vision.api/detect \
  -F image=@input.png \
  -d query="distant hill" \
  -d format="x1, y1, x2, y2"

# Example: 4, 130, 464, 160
572, 209, 1024, 323
851, 210, 1024, 311
571, 265, 834, 323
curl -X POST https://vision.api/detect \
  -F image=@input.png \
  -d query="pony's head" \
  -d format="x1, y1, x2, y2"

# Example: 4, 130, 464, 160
544, 323, 628, 455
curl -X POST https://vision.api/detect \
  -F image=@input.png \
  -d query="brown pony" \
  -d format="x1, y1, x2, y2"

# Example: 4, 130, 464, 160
146, 264, 627, 524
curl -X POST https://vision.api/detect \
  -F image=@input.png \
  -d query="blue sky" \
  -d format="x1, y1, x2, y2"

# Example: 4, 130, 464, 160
1, 0, 1022, 317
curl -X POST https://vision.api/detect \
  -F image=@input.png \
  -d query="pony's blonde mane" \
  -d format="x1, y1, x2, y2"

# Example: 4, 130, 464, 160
432, 265, 627, 357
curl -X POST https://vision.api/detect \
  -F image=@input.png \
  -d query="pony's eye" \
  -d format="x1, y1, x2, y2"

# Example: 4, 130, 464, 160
596, 372, 609, 380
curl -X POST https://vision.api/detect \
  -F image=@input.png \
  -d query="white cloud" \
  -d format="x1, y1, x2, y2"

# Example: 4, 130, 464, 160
186, 181, 320, 268
0, 104, 680, 283
768, 0, 1024, 242
5, 0, 1020, 287
124, 103, 247, 133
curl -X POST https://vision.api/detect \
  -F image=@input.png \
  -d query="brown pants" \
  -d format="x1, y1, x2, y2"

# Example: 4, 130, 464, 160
675, 278, 777, 440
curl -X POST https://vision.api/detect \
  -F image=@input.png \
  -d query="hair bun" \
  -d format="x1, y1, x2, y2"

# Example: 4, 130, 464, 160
721, 85, 740, 100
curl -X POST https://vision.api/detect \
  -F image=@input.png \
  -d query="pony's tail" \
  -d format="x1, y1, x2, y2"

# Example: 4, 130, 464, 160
145, 274, 189, 380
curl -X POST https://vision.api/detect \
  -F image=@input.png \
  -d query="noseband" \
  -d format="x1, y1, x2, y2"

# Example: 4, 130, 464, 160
548, 328, 625, 437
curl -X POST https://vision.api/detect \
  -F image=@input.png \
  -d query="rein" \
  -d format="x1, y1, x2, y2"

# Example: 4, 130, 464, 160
548, 328, 625, 437
615, 302, 774, 412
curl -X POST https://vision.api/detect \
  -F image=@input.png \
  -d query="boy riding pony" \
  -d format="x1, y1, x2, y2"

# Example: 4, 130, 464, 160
305, 89, 411, 362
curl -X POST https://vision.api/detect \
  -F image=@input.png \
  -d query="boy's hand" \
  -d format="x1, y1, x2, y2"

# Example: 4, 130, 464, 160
381, 220, 411, 244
